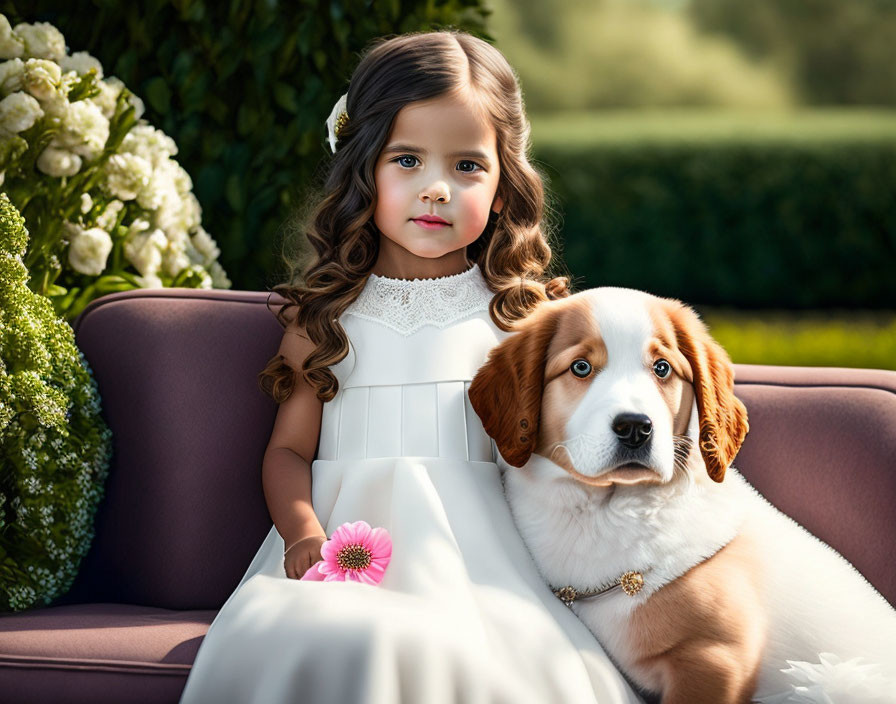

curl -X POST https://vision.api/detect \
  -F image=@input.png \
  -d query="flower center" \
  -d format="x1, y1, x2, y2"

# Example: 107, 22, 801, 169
336, 543, 372, 571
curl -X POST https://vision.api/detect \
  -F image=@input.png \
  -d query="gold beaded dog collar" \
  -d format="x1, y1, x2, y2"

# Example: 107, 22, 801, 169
552, 570, 645, 607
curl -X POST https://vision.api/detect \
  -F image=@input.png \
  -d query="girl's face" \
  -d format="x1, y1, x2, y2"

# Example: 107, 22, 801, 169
372, 93, 504, 274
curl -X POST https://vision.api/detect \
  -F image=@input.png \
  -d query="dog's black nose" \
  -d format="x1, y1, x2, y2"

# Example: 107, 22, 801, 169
612, 413, 653, 449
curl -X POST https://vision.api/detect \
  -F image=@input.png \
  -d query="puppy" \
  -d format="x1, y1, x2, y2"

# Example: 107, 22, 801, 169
468, 287, 896, 704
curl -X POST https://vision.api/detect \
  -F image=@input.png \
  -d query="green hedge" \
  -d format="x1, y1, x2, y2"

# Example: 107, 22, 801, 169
531, 110, 896, 309
7, 0, 493, 292
699, 308, 896, 370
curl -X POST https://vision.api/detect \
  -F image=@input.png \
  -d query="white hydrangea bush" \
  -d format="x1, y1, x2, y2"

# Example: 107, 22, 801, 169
0, 14, 231, 322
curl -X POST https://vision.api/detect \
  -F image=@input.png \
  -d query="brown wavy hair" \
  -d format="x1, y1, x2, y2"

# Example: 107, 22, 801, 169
259, 28, 575, 405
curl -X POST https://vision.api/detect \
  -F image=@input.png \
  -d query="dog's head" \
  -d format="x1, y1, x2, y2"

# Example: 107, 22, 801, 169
468, 287, 748, 486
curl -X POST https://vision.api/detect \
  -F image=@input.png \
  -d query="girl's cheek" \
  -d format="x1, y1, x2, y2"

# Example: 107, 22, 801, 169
375, 176, 404, 216
462, 190, 491, 223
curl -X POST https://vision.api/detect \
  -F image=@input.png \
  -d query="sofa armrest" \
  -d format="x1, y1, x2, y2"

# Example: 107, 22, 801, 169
732, 364, 896, 607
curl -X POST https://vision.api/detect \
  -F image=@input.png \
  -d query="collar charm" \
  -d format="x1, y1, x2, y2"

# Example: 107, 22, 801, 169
552, 570, 645, 607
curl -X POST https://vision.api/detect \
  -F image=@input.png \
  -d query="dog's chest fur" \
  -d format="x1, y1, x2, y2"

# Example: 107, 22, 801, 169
503, 456, 749, 671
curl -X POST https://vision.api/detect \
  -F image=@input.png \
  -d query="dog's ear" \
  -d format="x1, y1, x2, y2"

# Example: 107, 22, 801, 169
663, 299, 749, 482
469, 304, 561, 467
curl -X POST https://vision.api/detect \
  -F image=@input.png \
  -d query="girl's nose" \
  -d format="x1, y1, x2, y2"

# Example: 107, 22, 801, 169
419, 184, 449, 203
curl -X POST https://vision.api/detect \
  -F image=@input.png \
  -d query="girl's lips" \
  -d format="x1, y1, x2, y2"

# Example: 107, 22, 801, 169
413, 218, 450, 230
414, 214, 450, 223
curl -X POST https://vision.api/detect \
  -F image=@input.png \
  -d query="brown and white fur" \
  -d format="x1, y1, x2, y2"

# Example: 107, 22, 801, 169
468, 287, 896, 704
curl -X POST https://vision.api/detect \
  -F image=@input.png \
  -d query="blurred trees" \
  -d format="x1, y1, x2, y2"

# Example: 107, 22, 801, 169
688, 0, 896, 105
487, 0, 793, 111
488, 0, 896, 110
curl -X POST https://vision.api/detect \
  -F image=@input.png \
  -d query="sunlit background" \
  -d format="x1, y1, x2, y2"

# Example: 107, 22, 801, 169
486, 0, 896, 369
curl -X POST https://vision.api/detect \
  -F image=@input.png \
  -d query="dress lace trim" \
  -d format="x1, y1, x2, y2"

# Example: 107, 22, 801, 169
345, 263, 493, 336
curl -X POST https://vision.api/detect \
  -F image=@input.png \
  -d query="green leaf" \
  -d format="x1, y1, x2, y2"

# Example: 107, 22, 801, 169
236, 104, 259, 135
93, 274, 136, 294
225, 173, 244, 211
66, 71, 102, 102
144, 76, 172, 114
0, 135, 28, 172
171, 50, 194, 83
330, 1, 344, 21
273, 82, 300, 114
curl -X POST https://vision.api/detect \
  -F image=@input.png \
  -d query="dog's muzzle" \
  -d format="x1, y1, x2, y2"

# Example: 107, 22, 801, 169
612, 412, 652, 449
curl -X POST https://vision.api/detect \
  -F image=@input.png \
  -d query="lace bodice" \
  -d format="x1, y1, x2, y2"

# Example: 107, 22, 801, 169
344, 263, 493, 336
317, 262, 505, 462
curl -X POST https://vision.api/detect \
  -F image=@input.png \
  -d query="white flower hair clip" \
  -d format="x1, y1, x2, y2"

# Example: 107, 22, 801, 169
326, 92, 349, 153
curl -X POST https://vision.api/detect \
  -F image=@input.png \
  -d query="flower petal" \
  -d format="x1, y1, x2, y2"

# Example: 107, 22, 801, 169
330, 523, 352, 543
300, 563, 326, 581
367, 559, 387, 574
368, 528, 392, 557
320, 539, 338, 562
350, 520, 372, 544
364, 564, 386, 585
357, 569, 378, 585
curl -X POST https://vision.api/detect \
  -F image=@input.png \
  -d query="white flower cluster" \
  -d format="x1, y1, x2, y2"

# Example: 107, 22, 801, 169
0, 16, 128, 176
0, 14, 230, 290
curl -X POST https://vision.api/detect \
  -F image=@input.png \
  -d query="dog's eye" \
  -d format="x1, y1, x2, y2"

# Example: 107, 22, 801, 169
570, 359, 592, 378
653, 359, 672, 379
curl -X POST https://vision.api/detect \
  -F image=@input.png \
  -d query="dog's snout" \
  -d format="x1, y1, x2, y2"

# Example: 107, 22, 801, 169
612, 413, 653, 449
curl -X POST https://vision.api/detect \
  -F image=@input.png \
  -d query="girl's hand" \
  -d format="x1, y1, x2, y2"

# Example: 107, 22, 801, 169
284, 533, 328, 579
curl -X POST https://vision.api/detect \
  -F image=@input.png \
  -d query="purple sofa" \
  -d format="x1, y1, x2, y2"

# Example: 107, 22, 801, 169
1, 287, 894, 704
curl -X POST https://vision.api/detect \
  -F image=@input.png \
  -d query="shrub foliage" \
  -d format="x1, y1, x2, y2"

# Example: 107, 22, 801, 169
0, 193, 113, 612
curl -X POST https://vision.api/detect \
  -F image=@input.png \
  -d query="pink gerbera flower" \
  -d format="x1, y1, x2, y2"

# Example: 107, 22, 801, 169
300, 520, 392, 585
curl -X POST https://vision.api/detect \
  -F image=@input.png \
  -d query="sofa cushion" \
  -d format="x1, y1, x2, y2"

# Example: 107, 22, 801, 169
732, 364, 896, 606
55, 289, 287, 610
0, 603, 214, 703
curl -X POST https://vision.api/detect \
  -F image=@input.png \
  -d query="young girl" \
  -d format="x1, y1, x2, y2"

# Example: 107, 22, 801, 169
179, 29, 644, 704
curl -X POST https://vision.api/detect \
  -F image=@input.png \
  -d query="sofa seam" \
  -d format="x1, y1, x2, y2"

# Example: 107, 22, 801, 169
735, 381, 896, 396
0, 654, 190, 676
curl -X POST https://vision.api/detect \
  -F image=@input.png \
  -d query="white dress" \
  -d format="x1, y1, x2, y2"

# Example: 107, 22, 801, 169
179, 264, 645, 704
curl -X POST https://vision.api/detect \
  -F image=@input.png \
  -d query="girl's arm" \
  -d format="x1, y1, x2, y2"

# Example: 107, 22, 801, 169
262, 316, 327, 578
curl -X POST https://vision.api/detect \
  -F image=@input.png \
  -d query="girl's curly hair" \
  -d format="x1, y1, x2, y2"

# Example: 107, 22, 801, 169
259, 29, 574, 404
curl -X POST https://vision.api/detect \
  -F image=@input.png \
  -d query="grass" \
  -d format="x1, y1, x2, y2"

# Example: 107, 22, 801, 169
696, 308, 896, 370
530, 108, 896, 147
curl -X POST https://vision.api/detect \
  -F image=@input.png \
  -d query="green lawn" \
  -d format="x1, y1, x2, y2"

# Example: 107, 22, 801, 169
530, 108, 896, 146
697, 309, 896, 370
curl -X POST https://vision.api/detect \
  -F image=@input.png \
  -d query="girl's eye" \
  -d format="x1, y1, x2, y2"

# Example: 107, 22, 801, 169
653, 359, 672, 379
570, 359, 592, 378
392, 156, 483, 173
